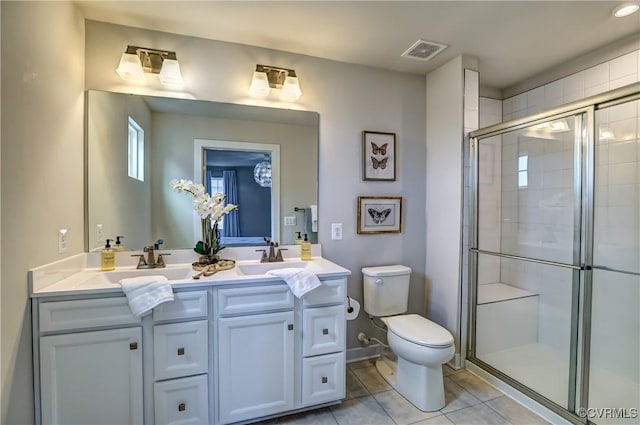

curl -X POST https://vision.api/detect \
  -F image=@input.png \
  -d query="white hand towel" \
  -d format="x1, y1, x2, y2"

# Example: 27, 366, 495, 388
266, 268, 321, 298
119, 275, 174, 317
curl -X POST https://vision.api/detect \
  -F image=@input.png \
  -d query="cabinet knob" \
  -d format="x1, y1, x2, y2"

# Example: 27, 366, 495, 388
129, 342, 138, 350
322, 376, 328, 384
178, 403, 186, 412
322, 328, 329, 335
288, 324, 294, 331
177, 347, 185, 356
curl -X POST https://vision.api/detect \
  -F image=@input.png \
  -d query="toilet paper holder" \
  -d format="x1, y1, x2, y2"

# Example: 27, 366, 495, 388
347, 296, 354, 313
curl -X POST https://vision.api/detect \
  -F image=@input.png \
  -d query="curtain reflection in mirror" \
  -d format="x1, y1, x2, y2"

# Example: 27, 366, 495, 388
222, 170, 240, 237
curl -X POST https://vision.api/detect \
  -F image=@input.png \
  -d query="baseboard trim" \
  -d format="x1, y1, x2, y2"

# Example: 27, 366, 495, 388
346, 344, 381, 363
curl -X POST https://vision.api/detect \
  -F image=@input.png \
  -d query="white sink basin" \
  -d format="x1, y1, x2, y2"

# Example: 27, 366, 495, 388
103, 266, 193, 284
235, 261, 312, 276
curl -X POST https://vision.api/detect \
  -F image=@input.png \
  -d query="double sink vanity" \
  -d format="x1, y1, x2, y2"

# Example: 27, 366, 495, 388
30, 246, 351, 425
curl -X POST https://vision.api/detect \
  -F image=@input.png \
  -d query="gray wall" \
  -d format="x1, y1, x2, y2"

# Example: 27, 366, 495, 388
1, 2, 85, 423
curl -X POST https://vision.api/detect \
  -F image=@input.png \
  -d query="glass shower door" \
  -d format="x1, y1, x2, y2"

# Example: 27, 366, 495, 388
588, 99, 640, 424
472, 111, 586, 410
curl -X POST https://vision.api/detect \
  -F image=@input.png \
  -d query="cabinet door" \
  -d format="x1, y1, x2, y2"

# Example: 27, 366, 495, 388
40, 328, 143, 425
218, 311, 294, 424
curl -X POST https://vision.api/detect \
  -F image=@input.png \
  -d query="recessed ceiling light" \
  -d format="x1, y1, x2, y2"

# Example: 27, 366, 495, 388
612, 2, 640, 17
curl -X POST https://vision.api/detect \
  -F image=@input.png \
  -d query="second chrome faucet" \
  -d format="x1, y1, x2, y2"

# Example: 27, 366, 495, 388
133, 239, 170, 269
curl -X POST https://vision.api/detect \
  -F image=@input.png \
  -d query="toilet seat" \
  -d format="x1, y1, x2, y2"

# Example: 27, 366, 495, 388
383, 314, 453, 348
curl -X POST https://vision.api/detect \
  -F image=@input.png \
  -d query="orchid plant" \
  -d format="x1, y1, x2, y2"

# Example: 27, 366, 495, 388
170, 179, 238, 261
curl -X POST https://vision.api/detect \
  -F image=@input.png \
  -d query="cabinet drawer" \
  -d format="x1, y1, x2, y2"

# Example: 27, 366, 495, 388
217, 284, 294, 315
302, 352, 346, 406
303, 305, 346, 357
303, 278, 346, 306
154, 374, 209, 425
153, 290, 208, 322
154, 320, 208, 381
39, 297, 140, 332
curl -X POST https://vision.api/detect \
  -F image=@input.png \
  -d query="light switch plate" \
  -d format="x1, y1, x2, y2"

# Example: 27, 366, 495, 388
331, 223, 343, 240
284, 216, 296, 226
96, 224, 103, 243
58, 228, 68, 253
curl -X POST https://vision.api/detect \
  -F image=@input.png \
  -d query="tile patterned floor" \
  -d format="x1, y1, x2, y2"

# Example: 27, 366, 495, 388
259, 360, 551, 425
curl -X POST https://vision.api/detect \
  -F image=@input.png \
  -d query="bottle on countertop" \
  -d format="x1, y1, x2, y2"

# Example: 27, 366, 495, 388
300, 233, 312, 261
101, 239, 116, 271
114, 235, 125, 252
294, 231, 303, 245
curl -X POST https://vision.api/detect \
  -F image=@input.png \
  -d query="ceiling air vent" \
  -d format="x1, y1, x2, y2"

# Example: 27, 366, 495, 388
401, 39, 447, 61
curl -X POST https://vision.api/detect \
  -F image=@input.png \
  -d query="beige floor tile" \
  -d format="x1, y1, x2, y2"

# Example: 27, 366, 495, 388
414, 415, 456, 425
331, 395, 395, 425
448, 370, 503, 402
278, 407, 338, 425
345, 370, 370, 399
486, 396, 550, 425
352, 365, 392, 394
441, 377, 482, 414
373, 389, 441, 425
445, 403, 511, 425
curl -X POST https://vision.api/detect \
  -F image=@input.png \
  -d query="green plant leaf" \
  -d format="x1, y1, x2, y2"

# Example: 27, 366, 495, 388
194, 241, 206, 255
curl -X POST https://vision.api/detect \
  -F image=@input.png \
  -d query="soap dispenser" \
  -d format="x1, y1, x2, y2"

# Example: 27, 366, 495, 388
294, 232, 303, 245
114, 236, 125, 252
300, 233, 312, 261
101, 239, 116, 271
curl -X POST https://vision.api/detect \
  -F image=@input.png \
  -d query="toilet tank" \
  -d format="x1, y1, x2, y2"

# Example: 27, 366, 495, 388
362, 265, 412, 316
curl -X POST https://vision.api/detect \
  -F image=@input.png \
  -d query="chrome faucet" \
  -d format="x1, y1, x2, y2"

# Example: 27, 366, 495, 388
257, 238, 287, 263
132, 239, 170, 269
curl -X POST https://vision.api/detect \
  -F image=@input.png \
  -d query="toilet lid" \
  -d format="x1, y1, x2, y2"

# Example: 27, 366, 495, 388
385, 314, 454, 348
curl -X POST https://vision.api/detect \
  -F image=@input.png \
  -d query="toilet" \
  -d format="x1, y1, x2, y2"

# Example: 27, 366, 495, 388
362, 265, 454, 412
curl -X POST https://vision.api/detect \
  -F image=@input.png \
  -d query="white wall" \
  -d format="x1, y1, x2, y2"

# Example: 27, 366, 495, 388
1, 2, 85, 423
425, 56, 478, 355
84, 21, 427, 350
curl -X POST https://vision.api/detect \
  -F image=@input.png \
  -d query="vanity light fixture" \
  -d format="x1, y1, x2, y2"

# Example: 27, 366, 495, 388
612, 2, 640, 17
116, 45, 184, 87
248, 64, 302, 101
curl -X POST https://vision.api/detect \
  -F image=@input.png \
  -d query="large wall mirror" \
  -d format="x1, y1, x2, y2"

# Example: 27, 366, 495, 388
86, 90, 319, 251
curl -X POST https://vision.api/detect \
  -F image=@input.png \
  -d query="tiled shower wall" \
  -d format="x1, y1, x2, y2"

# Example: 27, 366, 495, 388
503, 50, 640, 120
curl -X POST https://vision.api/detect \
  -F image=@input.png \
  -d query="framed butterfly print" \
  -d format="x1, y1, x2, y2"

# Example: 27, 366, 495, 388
357, 196, 403, 234
363, 131, 396, 181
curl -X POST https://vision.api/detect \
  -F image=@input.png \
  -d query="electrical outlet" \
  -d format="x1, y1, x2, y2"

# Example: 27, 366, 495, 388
97, 224, 103, 243
284, 216, 296, 226
331, 223, 343, 240
58, 228, 68, 253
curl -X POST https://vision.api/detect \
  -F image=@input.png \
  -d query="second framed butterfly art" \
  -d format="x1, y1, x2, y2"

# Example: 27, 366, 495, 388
363, 130, 396, 181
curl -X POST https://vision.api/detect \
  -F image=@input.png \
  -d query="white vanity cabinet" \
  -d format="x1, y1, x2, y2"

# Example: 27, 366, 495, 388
217, 284, 296, 424
35, 296, 143, 425
32, 263, 350, 425
215, 277, 347, 424
301, 278, 347, 406
152, 290, 210, 425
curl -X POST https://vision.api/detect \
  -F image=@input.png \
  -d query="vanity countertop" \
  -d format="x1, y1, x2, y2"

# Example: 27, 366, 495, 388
29, 246, 351, 298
